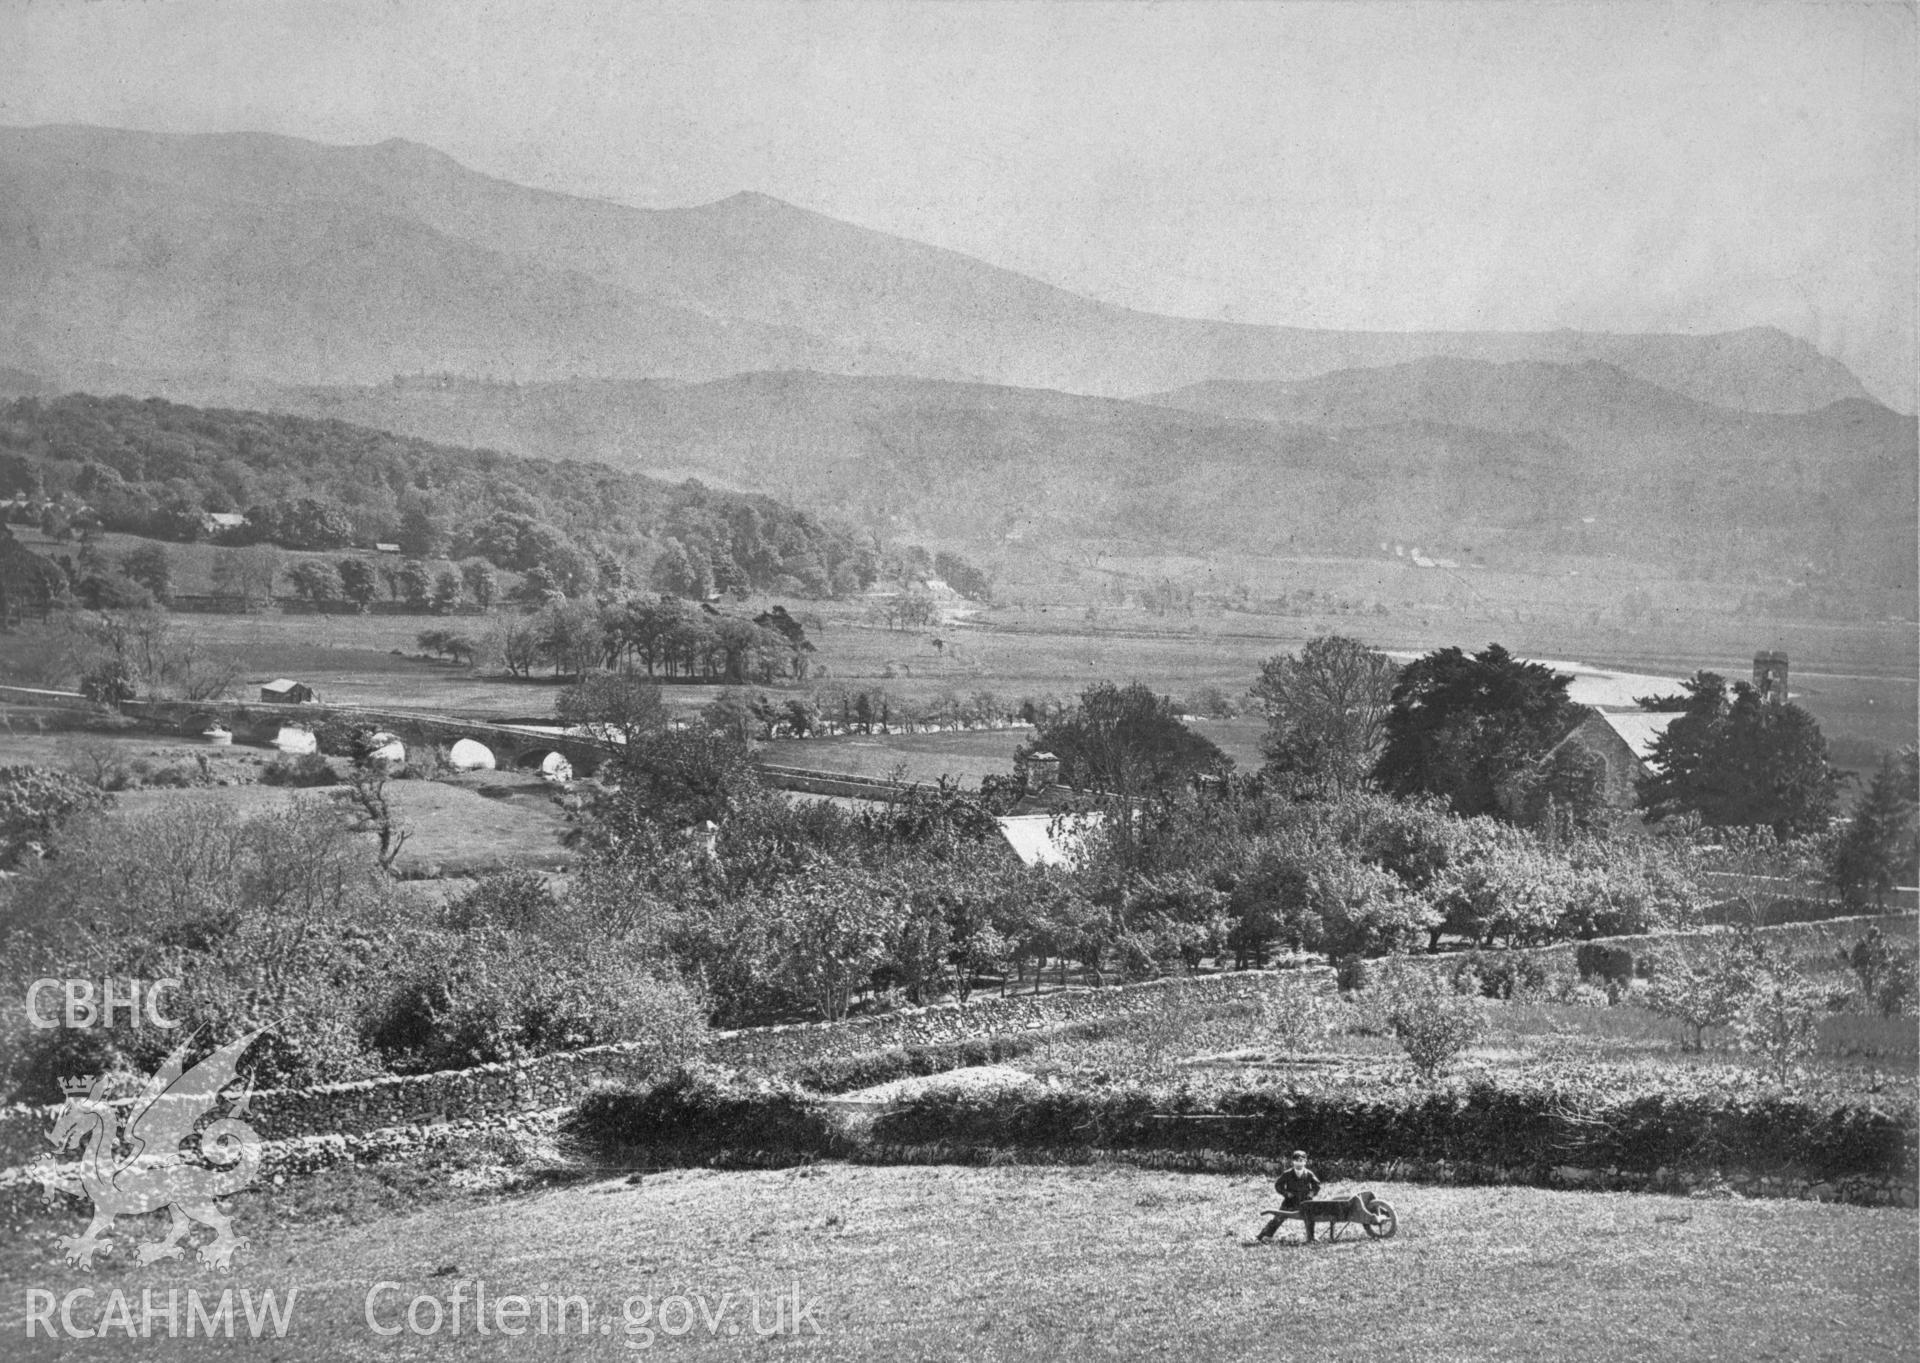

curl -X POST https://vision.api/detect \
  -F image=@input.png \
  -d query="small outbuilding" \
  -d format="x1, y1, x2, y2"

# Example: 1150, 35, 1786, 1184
447, 738, 496, 771
260, 678, 316, 705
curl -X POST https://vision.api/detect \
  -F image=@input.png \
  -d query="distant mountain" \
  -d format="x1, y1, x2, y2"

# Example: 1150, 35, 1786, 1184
238, 367, 1915, 593
1146, 357, 1916, 482
0, 125, 1877, 412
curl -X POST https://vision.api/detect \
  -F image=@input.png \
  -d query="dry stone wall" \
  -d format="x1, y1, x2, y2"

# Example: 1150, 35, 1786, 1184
0, 968, 1330, 1170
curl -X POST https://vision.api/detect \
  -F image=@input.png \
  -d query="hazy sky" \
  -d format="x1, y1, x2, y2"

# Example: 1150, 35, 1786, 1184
3, 0, 1913, 408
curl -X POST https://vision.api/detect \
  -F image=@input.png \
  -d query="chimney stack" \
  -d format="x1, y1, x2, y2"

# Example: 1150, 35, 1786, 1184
1752, 651, 1789, 705
1016, 750, 1060, 792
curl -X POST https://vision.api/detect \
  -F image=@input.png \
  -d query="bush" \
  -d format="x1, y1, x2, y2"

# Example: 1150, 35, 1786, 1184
262, 752, 338, 787
1449, 949, 1566, 1001
363, 929, 706, 1073
1575, 942, 1637, 985
1377, 967, 1486, 1079
1844, 927, 1920, 1018
443, 868, 557, 932
310, 718, 375, 759
0, 765, 113, 866
564, 1063, 844, 1158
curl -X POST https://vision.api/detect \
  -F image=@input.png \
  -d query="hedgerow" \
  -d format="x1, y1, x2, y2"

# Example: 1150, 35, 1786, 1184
564, 1063, 847, 1158
868, 1068, 1915, 1182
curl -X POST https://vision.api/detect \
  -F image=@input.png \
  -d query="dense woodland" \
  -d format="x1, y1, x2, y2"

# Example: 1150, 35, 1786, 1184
0, 394, 901, 601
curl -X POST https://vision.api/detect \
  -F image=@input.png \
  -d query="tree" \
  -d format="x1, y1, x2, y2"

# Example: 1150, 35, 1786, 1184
396, 503, 448, 559
765, 871, 905, 1020
1734, 970, 1829, 1085
1032, 682, 1231, 797
431, 569, 463, 613
1643, 931, 1769, 1050
396, 559, 432, 611
1636, 673, 1841, 837
1375, 644, 1583, 818
1375, 964, 1486, 1080
484, 612, 545, 679
271, 497, 354, 551
118, 544, 172, 603
285, 560, 341, 605
416, 628, 475, 665
537, 600, 603, 679
600, 729, 761, 832
343, 766, 410, 874
1841, 926, 1918, 1018
700, 688, 759, 744
337, 557, 379, 610
1828, 749, 1919, 909
556, 671, 669, 747
1250, 635, 1397, 799
460, 559, 498, 610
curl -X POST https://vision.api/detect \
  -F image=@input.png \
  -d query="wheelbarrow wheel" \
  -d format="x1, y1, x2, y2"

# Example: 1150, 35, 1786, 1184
1362, 1200, 1397, 1239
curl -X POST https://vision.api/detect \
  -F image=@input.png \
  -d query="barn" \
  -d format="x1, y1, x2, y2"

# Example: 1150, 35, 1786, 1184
259, 678, 316, 704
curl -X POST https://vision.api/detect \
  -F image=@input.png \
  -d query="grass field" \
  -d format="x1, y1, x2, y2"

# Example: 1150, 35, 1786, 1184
3, 1165, 1912, 1360
108, 772, 579, 877
0, 730, 579, 875
2, 537, 1912, 768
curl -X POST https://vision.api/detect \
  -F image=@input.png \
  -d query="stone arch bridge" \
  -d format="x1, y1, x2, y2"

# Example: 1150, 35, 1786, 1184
121, 699, 616, 775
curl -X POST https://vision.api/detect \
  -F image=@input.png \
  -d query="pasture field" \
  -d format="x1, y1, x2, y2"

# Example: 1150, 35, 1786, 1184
2, 1164, 1912, 1361
4, 524, 1914, 768
0, 730, 578, 875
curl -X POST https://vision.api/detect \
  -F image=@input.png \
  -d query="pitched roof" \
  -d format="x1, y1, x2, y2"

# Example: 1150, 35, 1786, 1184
1597, 710, 1680, 764
995, 812, 1104, 868
260, 678, 305, 693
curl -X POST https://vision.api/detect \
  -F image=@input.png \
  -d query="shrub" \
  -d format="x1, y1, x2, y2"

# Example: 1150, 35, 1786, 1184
564, 1063, 843, 1157
1844, 927, 1920, 1018
1643, 933, 1767, 1051
1575, 942, 1637, 985
1450, 949, 1564, 1001
1377, 967, 1486, 1079
1734, 973, 1830, 1085
443, 868, 557, 932
310, 718, 375, 759
364, 929, 706, 1073
0, 766, 113, 866
0, 797, 397, 1098
262, 752, 338, 787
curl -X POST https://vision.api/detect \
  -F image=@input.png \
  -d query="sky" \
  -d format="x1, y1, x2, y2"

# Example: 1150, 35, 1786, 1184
2, 0, 1913, 409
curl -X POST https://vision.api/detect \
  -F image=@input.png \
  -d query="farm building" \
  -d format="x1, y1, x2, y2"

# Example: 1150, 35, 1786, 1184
259, 678, 316, 704
1502, 708, 1682, 819
201, 511, 247, 535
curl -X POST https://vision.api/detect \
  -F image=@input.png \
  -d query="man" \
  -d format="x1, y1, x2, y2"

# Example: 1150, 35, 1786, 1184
1257, 1150, 1322, 1243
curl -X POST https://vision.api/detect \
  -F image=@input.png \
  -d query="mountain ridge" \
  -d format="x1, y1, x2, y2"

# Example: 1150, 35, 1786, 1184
190, 365, 1912, 595
0, 123, 1879, 412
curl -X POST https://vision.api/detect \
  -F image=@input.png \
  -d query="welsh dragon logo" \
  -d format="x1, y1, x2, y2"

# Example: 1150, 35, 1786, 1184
34, 1029, 266, 1271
